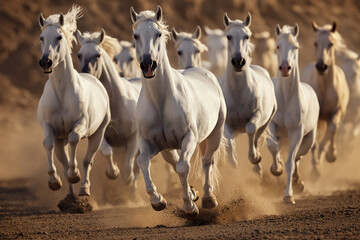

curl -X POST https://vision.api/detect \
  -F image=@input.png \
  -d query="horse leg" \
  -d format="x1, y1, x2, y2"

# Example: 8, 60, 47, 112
266, 122, 283, 176
246, 111, 262, 165
79, 116, 109, 196
176, 131, 199, 215
325, 112, 341, 163
161, 150, 180, 192
100, 138, 120, 180
202, 113, 224, 209
54, 139, 74, 196
224, 124, 238, 167
293, 130, 316, 193
137, 139, 164, 211
121, 133, 139, 184
283, 128, 303, 204
43, 124, 62, 191
67, 118, 88, 184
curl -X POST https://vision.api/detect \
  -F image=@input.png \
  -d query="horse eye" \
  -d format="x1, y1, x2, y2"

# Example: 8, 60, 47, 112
57, 36, 62, 41
314, 42, 318, 47
226, 35, 232, 40
77, 53, 82, 59
277, 45, 280, 49
177, 50, 182, 56
96, 54, 101, 59
329, 42, 334, 47
195, 49, 200, 54
158, 33, 162, 38
133, 34, 139, 40
244, 35, 249, 40
40, 36, 44, 41
129, 57, 134, 62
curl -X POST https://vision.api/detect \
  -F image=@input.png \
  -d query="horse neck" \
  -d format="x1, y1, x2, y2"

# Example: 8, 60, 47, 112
324, 47, 337, 82
50, 45, 77, 92
276, 56, 301, 102
99, 49, 132, 101
224, 59, 251, 89
142, 43, 176, 108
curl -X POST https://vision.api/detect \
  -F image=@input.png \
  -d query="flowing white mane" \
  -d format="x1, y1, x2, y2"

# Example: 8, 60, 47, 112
41, 5, 82, 52
174, 31, 208, 52
225, 20, 255, 56
276, 25, 300, 48
81, 31, 121, 59
119, 40, 133, 49
132, 10, 170, 42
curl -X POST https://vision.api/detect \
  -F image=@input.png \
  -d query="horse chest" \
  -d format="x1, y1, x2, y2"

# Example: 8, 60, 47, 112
225, 95, 256, 131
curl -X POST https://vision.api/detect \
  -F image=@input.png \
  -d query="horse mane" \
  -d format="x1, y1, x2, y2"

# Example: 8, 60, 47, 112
41, 5, 83, 52
132, 10, 170, 43
81, 32, 122, 60
276, 25, 300, 48
224, 20, 255, 56
119, 40, 133, 49
174, 31, 208, 52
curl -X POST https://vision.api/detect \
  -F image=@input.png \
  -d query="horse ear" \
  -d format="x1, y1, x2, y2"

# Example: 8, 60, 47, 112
312, 21, 320, 32
275, 24, 281, 36
59, 13, 64, 26
171, 27, 178, 42
330, 21, 337, 33
76, 30, 85, 45
39, 13, 45, 28
293, 23, 299, 37
155, 5, 163, 21
130, 7, 138, 23
193, 26, 201, 39
223, 12, 230, 27
204, 25, 211, 35
244, 12, 251, 27
98, 28, 105, 44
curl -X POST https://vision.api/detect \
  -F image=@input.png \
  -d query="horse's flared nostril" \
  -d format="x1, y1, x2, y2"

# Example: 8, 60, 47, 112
287, 66, 291, 70
279, 66, 282, 70
231, 58, 237, 66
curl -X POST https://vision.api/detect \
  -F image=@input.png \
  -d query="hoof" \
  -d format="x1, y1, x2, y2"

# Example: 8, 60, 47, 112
190, 186, 199, 202
185, 204, 199, 218
151, 198, 167, 211
326, 150, 337, 163
106, 165, 120, 180
293, 180, 305, 194
202, 196, 218, 209
283, 195, 295, 204
48, 179, 62, 191
249, 153, 262, 164
270, 164, 283, 177
78, 186, 90, 196
67, 169, 81, 184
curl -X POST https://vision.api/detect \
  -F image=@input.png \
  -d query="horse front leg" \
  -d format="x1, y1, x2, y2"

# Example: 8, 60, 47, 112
176, 131, 199, 216
325, 112, 342, 163
284, 128, 303, 204
136, 138, 164, 211
67, 118, 87, 185
42, 124, 62, 191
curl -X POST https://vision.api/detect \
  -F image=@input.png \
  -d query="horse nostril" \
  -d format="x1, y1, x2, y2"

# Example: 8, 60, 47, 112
47, 59, 52, 68
231, 58, 236, 66
279, 66, 282, 70
287, 66, 291, 70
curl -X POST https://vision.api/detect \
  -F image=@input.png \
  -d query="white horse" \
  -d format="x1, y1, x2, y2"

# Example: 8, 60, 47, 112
267, 24, 320, 204
37, 5, 110, 197
253, 31, 278, 77
130, 6, 226, 216
76, 29, 142, 193
301, 22, 349, 177
219, 13, 277, 177
171, 26, 208, 69
113, 40, 141, 78
336, 48, 360, 137
203, 26, 228, 77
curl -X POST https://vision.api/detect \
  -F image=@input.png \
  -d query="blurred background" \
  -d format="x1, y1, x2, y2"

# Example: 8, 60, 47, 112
0, 0, 359, 211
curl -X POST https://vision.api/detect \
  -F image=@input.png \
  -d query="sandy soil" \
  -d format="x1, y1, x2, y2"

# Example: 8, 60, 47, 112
0, 0, 360, 239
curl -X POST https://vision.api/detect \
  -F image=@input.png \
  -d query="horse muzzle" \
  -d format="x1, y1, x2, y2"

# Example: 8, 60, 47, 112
231, 55, 246, 72
39, 56, 53, 74
315, 61, 328, 73
279, 63, 292, 77
140, 55, 157, 78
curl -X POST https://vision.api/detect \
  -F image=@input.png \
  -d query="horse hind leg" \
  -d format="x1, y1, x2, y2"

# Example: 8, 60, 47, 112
54, 139, 74, 196
161, 150, 180, 192
100, 138, 120, 180
43, 124, 62, 191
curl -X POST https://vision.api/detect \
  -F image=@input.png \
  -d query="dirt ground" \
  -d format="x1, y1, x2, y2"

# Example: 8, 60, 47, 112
1, 0, 360, 239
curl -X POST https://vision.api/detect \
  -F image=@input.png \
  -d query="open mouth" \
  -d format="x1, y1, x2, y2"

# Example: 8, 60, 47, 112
43, 69, 52, 74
